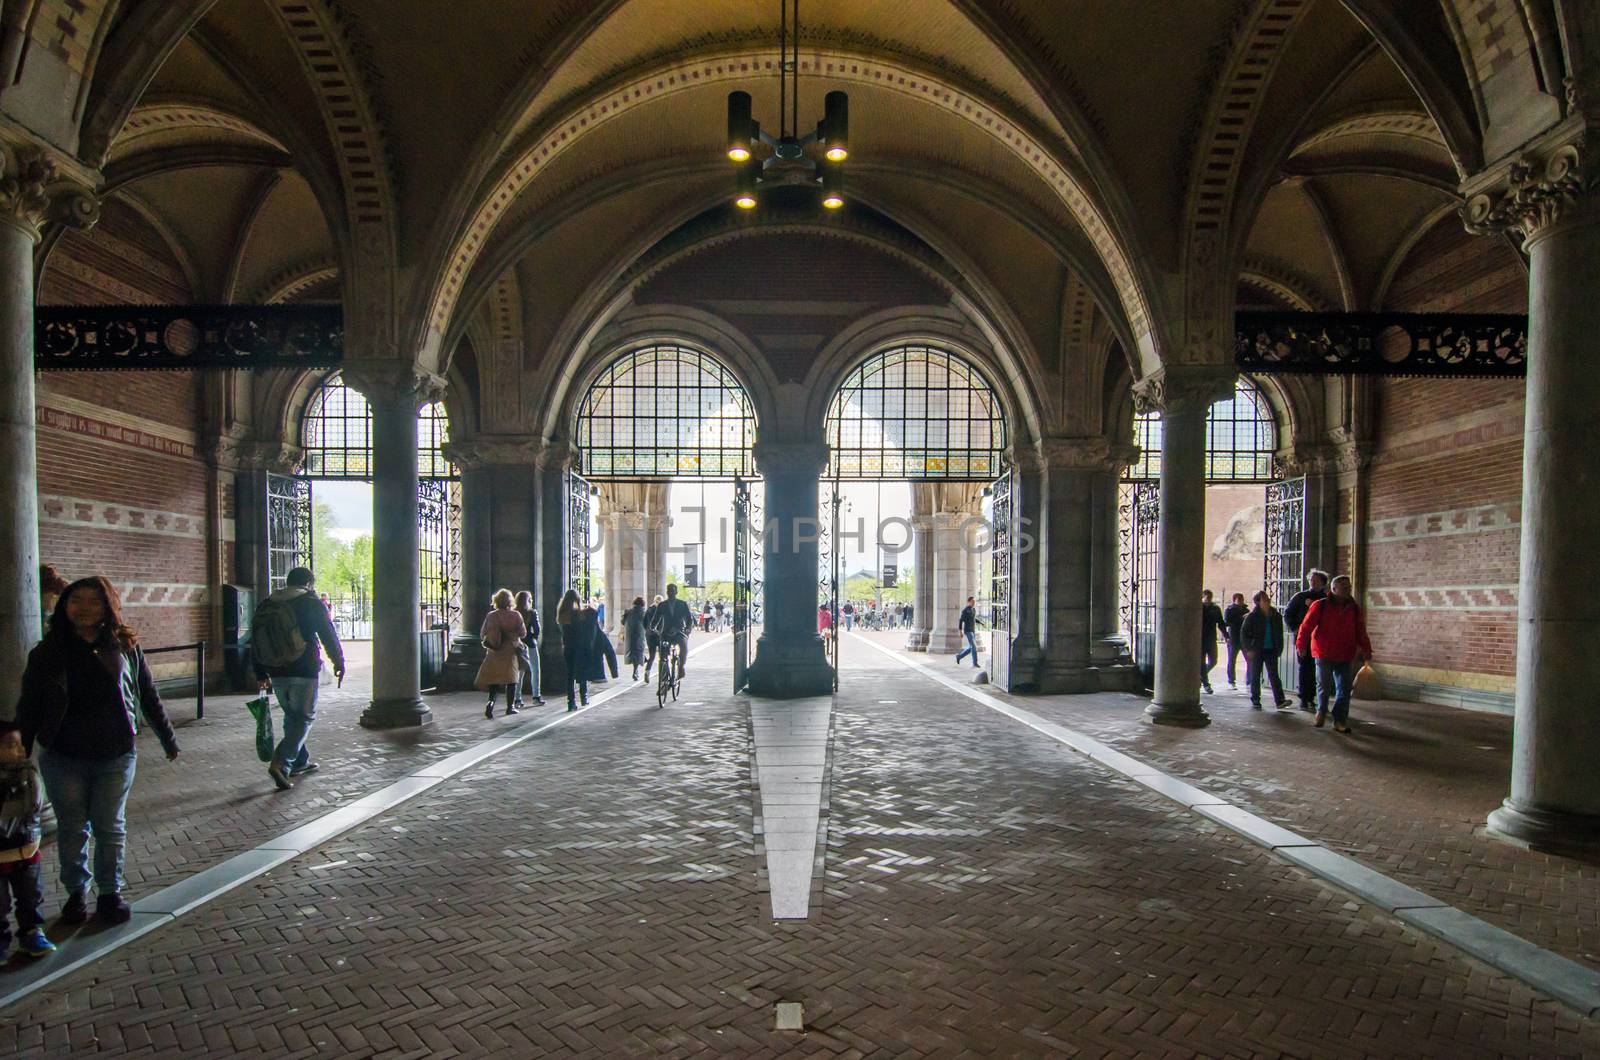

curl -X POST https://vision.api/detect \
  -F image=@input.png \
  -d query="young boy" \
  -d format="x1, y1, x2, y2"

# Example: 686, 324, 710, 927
0, 725, 55, 959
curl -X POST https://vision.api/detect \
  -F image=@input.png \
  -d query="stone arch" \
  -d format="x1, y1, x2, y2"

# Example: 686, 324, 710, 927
257, 258, 340, 305
420, 46, 1159, 364
110, 100, 288, 154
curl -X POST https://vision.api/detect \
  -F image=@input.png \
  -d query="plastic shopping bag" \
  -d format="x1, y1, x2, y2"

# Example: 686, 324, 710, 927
1352, 663, 1382, 701
244, 696, 275, 762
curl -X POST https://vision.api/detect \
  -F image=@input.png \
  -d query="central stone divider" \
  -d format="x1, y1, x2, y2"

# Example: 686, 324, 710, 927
749, 695, 834, 919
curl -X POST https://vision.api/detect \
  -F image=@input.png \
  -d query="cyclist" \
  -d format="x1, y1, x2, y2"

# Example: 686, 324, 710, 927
651, 583, 693, 680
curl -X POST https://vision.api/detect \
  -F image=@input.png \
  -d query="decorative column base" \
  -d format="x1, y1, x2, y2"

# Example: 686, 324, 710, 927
905, 629, 929, 651
1486, 799, 1600, 857
1031, 661, 1142, 696
925, 629, 965, 654
748, 635, 833, 698
438, 634, 486, 691
1144, 700, 1211, 728
360, 697, 434, 729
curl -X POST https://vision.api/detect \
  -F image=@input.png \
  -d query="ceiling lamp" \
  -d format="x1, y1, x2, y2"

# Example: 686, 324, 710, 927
725, 0, 849, 210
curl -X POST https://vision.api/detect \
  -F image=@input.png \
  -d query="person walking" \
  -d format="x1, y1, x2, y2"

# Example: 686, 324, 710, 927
1223, 592, 1249, 688
0, 724, 55, 958
622, 596, 647, 680
1295, 575, 1373, 734
1284, 569, 1330, 712
643, 594, 663, 676
1200, 590, 1228, 694
15, 577, 180, 925
955, 596, 982, 668
476, 589, 527, 718
587, 601, 620, 684
514, 590, 544, 707
842, 601, 855, 632
1239, 591, 1288, 710
251, 566, 346, 789
818, 601, 833, 640
558, 589, 597, 710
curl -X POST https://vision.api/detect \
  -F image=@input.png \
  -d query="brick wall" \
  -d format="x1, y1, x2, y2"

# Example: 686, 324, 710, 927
36, 201, 211, 675
1366, 218, 1526, 703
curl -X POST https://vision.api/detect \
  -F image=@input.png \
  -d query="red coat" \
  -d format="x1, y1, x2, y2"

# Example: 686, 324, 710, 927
1295, 597, 1372, 662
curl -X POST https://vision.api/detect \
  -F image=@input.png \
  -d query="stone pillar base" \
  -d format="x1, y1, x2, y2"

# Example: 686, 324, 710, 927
360, 697, 434, 729
1145, 700, 1211, 728
1486, 799, 1600, 857
905, 630, 929, 651
1031, 663, 1142, 696
438, 635, 486, 692
925, 630, 964, 654
748, 636, 833, 698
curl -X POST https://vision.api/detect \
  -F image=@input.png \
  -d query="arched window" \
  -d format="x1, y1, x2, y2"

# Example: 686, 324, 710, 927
300, 372, 454, 478
575, 345, 756, 477
826, 345, 1007, 479
1126, 377, 1278, 482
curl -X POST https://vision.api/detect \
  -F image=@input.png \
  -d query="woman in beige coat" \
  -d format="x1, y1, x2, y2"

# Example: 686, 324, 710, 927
476, 588, 526, 719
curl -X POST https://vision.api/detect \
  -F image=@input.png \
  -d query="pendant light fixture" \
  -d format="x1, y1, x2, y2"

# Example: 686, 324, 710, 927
725, 0, 849, 210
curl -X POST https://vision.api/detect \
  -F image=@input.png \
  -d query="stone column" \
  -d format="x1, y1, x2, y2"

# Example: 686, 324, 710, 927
533, 445, 577, 696
1464, 131, 1600, 852
1135, 367, 1234, 728
614, 511, 647, 618
925, 511, 969, 654
644, 512, 669, 600
747, 442, 832, 698
0, 141, 97, 721
344, 364, 442, 729
907, 514, 934, 650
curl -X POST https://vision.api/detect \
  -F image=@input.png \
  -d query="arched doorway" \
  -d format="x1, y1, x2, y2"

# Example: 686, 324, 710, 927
272, 372, 460, 683
573, 343, 760, 688
822, 344, 1010, 685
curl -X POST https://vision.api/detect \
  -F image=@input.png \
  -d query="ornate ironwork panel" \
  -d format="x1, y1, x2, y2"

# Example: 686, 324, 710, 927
37, 304, 343, 371
1264, 475, 1307, 695
826, 344, 1007, 480
989, 470, 1012, 633
446, 480, 463, 631
567, 469, 593, 599
734, 477, 751, 694
1236, 311, 1527, 378
1118, 483, 1134, 641
1129, 481, 1160, 683
418, 480, 451, 638
818, 481, 843, 689
266, 474, 312, 591
575, 344, 756, 478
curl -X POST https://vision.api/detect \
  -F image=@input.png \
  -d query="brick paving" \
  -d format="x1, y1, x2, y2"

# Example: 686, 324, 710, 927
864, 630, 1600, 978
0, 640, 1594, 1056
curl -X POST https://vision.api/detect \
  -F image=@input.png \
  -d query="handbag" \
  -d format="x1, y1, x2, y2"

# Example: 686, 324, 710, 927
244, 696, 275, 763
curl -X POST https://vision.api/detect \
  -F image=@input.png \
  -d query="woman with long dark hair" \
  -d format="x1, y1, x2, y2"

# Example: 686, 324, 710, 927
622, 596, 647, 681
556, 589, 594, 711
16, 577, 179, 924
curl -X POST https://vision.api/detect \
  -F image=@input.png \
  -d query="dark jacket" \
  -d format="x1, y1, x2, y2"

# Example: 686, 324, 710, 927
958, 604, 977, 634
651, 598, 693, 639
1239, 607, 1285, 654
643, 603, 661, 646
622, 605, 647, 665
252, 587, 344, 681
1223, 603, 1249, 640
518, 607, 541, 644
1284, 587, 1326, 632
1201, 602, 1227, 647
17, 634, 179, 759
588, 627, 620, 682
562, 609, 598, 660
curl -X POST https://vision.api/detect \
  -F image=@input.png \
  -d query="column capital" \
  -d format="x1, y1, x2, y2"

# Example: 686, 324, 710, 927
442, 434, 542, 470
909, 514, 935, 532
535, 443, 578, 472
231, 441, 302, 475
341, 361, 445, 409
1030, 436, 1141, 474
753, 441, 829, 477
1131, 366, 1235, 416
1461, 112, 1600, 244
1276, 428, 1371, 476
0, 131, 99, 242
644, 512, 670, 531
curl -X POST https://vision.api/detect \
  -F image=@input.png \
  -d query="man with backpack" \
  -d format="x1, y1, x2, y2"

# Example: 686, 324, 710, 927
252, 567, 345, 790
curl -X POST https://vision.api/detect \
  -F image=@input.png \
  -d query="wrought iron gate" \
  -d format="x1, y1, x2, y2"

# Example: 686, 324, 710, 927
418, 480, 451, 631
567, 469, 593, 599
819, 480, 842, 690
1128, 481, 1160, 684
988, 469, 1013, 689
734, 476, 751, 693
266, 473, 312, 590
1264, 475, 1307, 694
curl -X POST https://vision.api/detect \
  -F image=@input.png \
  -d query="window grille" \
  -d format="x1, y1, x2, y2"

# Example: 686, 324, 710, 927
299, 372, 455, 479
1126, 376, 1277, 483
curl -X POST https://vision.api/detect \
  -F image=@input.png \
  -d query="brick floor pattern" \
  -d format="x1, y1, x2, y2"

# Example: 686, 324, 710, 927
2, 647, 1596, 1056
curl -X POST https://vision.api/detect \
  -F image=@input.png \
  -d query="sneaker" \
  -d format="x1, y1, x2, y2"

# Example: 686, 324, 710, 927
1314, 712, 1327, 728
1250, 701, 1262, 709
1334, 722, 1352, 734
267, 761, 292, 790
1202, 684, 1213, 694
1275, 701, 1292, 710
289, 761, 320, 777
532, 697, 545, 706
58, 891, 87, 925
96, 894, 131, 924
1298, 701, 1316, 713
18, 928, 56, 957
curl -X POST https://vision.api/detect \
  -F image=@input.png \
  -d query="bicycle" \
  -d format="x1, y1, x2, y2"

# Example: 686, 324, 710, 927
656, 640, 683, 707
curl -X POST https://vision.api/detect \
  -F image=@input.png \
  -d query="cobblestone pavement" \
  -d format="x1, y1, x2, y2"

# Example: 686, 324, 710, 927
30, 641, 617, 900
1, 641, 1595, 1056
863, 631, 1600, 978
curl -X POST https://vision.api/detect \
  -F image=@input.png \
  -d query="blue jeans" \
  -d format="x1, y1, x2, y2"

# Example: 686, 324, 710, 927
1315, 658, 1356, 723
519, 640, 541, 698
271, 675, 319, 771
956, 630, 979, 666
39, 747, 138, 896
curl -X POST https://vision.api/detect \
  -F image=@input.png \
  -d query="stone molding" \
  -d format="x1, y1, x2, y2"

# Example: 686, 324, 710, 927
1131, 366, 1235, 416
340, 361, 445, 410
1277, 427, 1371, 475
534, 444, 577, 472
908, 514, 935, 532
1032, 436, 1141, 474
443, 435, 542, 470
228, 441, 302, 475
0, 134, 100, 242
753, 441, 830, 477
1461, 110, 1600, 244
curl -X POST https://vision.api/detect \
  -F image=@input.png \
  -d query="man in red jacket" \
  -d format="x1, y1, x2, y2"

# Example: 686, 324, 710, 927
1294, 575, 1373, 733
